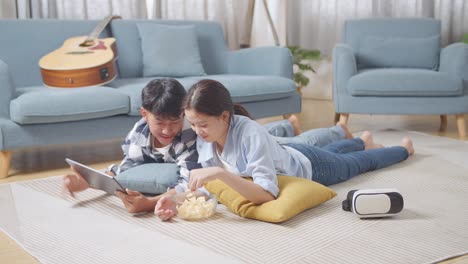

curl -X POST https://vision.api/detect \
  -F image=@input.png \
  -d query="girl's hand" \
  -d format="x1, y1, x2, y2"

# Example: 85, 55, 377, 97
189, 167, 225, 191
115, 189, 156, 213
154, 196, 177, 221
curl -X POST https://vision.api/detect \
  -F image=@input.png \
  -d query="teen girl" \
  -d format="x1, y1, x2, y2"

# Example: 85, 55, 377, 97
154, 80, 414, 220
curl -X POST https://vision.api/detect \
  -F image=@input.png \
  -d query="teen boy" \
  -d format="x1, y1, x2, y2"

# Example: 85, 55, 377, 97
63, 79, 198, 213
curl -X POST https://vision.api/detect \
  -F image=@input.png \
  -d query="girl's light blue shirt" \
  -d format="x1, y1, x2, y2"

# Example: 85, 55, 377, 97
196, 115, 312, 197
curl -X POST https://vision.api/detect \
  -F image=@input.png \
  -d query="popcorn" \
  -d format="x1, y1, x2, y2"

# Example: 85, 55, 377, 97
177, 193, 216, 220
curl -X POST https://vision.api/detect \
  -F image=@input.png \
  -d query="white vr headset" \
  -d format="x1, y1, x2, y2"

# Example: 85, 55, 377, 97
342, 188, 404, 218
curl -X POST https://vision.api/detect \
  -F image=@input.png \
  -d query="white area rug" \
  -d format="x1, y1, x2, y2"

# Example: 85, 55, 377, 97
1, 130, 468, 264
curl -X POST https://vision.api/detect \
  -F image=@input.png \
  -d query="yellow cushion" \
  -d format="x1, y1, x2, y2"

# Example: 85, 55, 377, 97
205, 175, 336, 223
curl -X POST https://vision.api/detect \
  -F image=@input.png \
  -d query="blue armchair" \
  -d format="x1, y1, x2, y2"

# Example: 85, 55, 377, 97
333, 18, 468, 137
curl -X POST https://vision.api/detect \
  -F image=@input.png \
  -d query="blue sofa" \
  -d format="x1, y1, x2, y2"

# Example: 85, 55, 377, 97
0, 19, 299, 178
333, 18, 468, 137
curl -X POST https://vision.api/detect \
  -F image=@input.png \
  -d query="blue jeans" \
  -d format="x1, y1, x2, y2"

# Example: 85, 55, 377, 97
265, 120, 346, 147
264, 120, 296, 137
287, 138, 409, 186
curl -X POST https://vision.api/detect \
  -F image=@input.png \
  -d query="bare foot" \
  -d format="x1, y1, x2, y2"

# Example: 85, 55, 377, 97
288, 115, 303, 136
360, 131, 384, 150
400, 137, 414, 156
337, 122, 353, 139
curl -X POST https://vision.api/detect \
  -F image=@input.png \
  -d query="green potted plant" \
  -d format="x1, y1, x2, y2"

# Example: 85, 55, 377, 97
288, 46, 321, 95
462, 34, 468, 44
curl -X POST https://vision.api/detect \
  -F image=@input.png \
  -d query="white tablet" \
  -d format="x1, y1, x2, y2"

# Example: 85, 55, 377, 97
65, 158, 127, 195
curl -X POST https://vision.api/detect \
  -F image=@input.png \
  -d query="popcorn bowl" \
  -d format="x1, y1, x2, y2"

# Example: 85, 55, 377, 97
176, 194, 217, 221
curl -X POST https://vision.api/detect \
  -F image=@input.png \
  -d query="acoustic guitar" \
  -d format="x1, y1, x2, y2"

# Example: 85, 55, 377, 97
39, 15, 121, 88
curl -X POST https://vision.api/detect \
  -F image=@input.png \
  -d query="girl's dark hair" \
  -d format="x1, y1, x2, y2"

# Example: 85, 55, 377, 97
184, 79, 253, 119
141, 78, 186, 119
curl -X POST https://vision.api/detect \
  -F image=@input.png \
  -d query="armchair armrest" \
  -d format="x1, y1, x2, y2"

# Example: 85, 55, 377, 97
225, 47, 293, 79
332, 44, 357, 111
0, 60, 15, 119
439, 43, 468, 81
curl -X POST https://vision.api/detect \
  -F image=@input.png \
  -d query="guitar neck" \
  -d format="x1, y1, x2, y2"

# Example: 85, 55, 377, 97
86, 15, 120, 42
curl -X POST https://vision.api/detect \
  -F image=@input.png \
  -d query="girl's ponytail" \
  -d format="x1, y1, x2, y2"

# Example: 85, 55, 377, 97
233, 104, 253, 119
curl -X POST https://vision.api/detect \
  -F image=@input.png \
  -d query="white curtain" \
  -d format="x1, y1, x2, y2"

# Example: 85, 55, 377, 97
0, 0, 17, 18
12, 0, 147, 19
285, 0, 468, 56
251, 0, 287, 47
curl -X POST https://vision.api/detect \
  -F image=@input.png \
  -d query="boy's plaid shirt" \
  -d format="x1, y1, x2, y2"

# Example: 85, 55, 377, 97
109, 118, 200, 188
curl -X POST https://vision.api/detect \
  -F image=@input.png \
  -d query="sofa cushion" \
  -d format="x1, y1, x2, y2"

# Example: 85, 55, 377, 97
110, 20, 227, 78
347, 69, 463, 97
358, 35, 440, 69
137, 23, 206, 78
345, 18, 441, 54
110, 75, 297, 116
10, 87, 129, 124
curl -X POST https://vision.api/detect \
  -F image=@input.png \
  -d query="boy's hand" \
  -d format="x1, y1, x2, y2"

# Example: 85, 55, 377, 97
115, 189, 156, 213
105, 171, 115, 177
62, 167, 89, 198
154, 195, 177, 221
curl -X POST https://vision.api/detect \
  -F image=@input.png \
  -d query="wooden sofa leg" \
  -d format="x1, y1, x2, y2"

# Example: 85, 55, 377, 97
334, 113, 340, 123
0, 150, 12, 179
339, 113, 349, 125
456, 114, 466, 138
439, 115, 448, 132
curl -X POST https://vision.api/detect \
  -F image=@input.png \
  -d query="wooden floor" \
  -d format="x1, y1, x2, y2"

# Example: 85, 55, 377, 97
1, 98, 467, 264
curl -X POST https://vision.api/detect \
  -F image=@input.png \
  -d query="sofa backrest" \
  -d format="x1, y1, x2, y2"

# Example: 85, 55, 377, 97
0, 19, 112, 87
343, 18, 441, 70
110, 19, 228, 78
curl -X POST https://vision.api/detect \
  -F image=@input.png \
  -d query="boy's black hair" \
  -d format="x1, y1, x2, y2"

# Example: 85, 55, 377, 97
141, 78, 187, 119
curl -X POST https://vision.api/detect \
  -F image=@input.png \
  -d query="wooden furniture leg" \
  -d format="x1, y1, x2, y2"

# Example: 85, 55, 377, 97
0, 150, 12, 179
334, 113, 340, 123
439, 115, 447, 132
339, 113, 349, 125
456, 114, 466, 138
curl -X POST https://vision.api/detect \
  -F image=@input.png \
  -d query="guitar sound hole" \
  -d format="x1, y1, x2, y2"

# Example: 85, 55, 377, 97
79, 40, 95, 47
